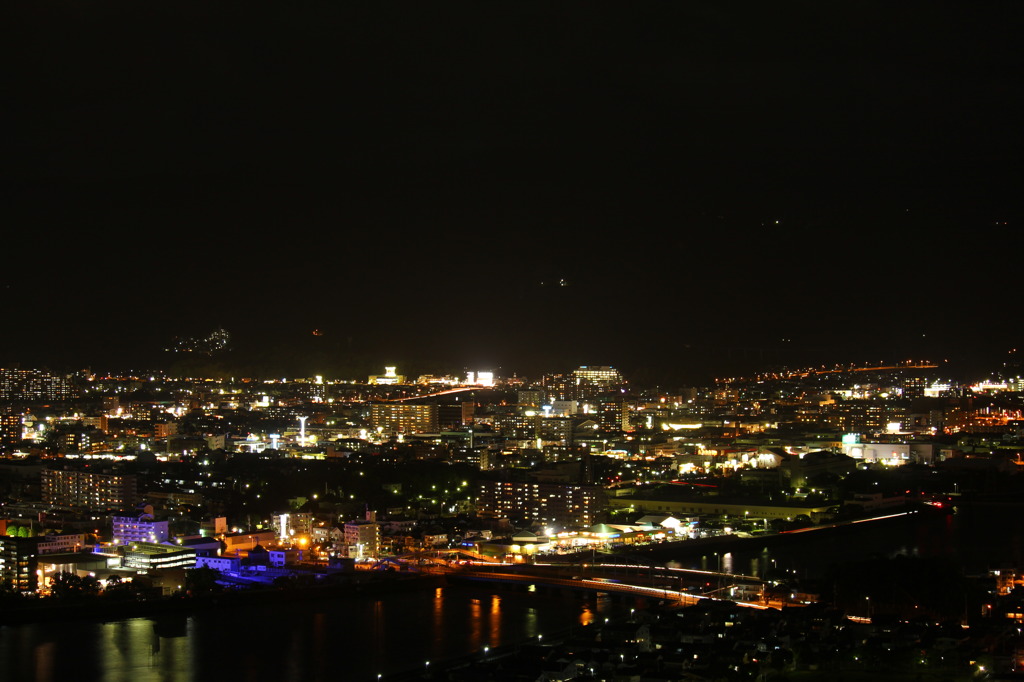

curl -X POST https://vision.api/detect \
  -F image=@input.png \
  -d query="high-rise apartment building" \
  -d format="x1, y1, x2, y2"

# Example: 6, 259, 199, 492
0, 409, 21, 450
41, 468, 138, 511
494, 413, 539, 440
0, 368, 75, 401
369, 404, 438, 435
476, 480, 607, 527
598, 398, 630, 432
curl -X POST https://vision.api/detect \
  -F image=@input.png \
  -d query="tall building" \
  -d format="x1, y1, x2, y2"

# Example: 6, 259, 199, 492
543, 366, 623, 402
0, 409, 21, 450
0, 368, 75, 401
598, 398, 630, 432
494, 413, 539, 440
41, 469, 138, 511
476, 480, 607, 527
901, 376, 928, 398
369, 404, 438, 435
537, 417, 574, 445
0, 536, 39, 593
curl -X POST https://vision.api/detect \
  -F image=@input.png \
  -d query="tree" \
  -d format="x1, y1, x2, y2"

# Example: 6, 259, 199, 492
48, 571, 100, 599
184, 566, 222, 596
103, 574, 141, 601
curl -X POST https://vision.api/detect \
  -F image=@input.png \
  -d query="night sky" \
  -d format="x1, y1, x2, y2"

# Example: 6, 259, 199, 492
6, 3, 1022, 383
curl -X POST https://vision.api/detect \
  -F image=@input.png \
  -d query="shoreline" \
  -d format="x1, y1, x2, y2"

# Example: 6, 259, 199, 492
0, 571, 446, 627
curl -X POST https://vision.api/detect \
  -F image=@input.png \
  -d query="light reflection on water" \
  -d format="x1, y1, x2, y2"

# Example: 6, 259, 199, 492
1, 585, 625, 681
490, 594, 501, 644
523, 606, 538, 638
468, 598, 481, 651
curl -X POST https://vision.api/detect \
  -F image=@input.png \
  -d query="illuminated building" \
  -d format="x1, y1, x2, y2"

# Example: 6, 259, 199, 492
222, 530, 276, 553
122, 542, 196, 570
820, 399, 906, 435
0, 409, 20, 450
36, 534, 87, 554
273, 512, 313, 543
543, 366, 623, 402
517, 390, 544, 407
901, 375, 928, 398
368, 366, 405, 385
369, 403, 438, 435
0, 368, 75, 401
154, 421, 178, 441
461, 401, 475, 426
112, 509, 170, 545
465, 371, 495, 387
494, 413, 539, 440
41, 468, 138, 511
476, 480, 607, 527
343, 519, 380, 559
537, 417, 574, 446
598, 398, 630, 432
573, 365, 622, 385
0, 536, 39, 593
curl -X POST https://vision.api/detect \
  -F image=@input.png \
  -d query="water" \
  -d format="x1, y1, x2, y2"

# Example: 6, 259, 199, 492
0, 584, 628, 682
659, 505, 1023, 582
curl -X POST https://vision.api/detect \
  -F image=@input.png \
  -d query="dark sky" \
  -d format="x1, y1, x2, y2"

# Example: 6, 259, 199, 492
6, 3, 1022, 383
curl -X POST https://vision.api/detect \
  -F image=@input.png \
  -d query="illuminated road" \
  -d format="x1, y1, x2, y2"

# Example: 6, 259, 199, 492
454, 570, 715, 606
452, 564, 781, 610
722, 361, 939, 384
387, 387, 479, 402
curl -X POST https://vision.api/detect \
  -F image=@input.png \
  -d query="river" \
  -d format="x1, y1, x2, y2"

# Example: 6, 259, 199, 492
0, 584, 630, 682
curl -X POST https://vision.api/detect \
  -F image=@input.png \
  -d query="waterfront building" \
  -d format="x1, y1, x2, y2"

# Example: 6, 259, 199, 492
0, 536, 39, 592
122, 542, 196, 570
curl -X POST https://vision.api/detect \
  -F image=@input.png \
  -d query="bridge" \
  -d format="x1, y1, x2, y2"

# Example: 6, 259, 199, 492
447, 562, 799, 610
